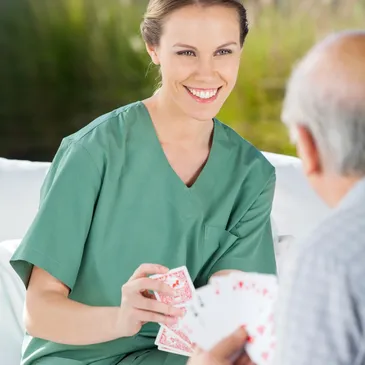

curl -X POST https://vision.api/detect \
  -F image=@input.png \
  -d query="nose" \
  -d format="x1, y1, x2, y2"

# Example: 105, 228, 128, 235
194, 56, 216, 82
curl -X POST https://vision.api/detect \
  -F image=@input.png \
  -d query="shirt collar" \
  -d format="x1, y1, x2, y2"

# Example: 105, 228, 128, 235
338, 177, 365, 211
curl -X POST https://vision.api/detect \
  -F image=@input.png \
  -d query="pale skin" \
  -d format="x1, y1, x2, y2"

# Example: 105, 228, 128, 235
25, 3, 250, 355
144, 4, 242, 187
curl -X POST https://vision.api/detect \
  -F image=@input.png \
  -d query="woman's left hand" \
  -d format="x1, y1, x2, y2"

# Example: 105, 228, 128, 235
187, 327, 255, 365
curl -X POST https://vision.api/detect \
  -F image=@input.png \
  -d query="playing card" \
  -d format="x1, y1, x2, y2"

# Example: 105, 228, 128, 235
245, 305, 277, 365
160, 308, 193, 348
229, 272, 278, 328
151, 266, 195, 306
196, 281, 237, 346
177, 298, 212, 350
177, 282, 237, 351
178, 271, 279, 359
157, 345, 192, 357
155, 326, 193, 354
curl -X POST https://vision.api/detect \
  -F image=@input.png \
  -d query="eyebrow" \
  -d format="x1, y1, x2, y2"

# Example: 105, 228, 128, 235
173, 42, 238, 50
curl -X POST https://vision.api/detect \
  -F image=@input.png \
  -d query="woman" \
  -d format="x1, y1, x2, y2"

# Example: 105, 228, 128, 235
10, 0, 276, 364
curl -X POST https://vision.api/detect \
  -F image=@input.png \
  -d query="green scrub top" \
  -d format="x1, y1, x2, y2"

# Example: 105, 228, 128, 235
10, 101, 276, 365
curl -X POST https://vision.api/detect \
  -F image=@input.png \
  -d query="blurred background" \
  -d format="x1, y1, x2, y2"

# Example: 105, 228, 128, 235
0, 0, 362, 162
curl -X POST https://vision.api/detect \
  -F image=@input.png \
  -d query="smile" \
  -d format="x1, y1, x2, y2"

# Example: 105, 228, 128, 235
184, 86, 222, 103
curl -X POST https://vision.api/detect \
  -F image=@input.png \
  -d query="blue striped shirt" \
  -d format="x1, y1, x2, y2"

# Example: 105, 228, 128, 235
274, 178, 365, 365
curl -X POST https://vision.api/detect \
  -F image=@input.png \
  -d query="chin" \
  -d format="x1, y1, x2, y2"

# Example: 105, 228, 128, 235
181, 101, 224, 122
188, 110, 219, 122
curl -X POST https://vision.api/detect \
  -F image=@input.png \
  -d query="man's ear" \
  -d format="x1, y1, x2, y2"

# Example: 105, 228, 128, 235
145, 43, 160, 65
296, 125, 322, 176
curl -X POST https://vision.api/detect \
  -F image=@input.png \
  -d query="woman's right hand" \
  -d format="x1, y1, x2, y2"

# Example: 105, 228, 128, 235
116, 263, 185, 338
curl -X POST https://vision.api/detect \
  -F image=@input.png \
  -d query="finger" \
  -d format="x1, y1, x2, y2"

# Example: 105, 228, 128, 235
135, 308, 179, 326
192, 345, 203, 355
134, 297, 184, 317
234, 351, 255, 365
132, 277, 175, 295
192, 352, 230, 365
210, 327, 248, 360
142, 290, 156, 300
129, 263, 169, 280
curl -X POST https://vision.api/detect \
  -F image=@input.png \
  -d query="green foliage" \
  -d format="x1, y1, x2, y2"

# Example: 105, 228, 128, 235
0, 0, 153, 160
0, 0, 362, 160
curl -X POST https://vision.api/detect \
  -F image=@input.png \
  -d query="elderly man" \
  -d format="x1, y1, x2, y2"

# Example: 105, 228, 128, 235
188, 29, 365, 365
273, 29, 365, 365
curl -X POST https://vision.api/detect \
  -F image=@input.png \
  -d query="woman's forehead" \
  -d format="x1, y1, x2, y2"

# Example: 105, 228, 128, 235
160, 5, 240, 46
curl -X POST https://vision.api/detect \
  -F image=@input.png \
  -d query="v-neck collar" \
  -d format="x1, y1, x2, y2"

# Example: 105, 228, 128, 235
137, 100, 232, 195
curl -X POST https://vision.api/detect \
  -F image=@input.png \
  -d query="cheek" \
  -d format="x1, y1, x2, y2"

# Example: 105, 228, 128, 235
159, 56, 192, 82
217, 58, 241, 83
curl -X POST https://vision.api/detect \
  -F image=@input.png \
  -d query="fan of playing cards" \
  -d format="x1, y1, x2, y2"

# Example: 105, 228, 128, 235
151, 266, 279, 364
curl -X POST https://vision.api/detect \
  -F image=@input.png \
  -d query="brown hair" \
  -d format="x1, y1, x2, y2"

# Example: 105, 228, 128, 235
141, 0, 249, 48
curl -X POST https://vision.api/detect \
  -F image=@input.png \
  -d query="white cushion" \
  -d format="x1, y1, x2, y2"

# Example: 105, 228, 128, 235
0, 153, 330, 365
0, 154, 329, 244
0, 158, 50, 241
0, 239, 24, 365
263, 152, 330, 240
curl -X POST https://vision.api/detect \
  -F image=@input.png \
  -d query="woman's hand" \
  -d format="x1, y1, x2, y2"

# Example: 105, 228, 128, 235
187, 327, 255, 365
116, 263, 185, 338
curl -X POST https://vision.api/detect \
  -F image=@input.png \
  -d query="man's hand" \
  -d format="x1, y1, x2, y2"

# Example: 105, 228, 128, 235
211, 270, 242, 278
187, 327, 255, 365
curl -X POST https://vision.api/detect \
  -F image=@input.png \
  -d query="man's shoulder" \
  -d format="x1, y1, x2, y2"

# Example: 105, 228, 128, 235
300, 205, 365, 269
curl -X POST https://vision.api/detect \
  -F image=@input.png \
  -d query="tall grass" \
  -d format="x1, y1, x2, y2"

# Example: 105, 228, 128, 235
0, 0, 152, 160
0, 0, 362, 160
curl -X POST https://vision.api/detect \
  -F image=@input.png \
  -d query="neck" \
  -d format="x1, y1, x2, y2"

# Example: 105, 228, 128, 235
318, 174, 363, 208
144, 88, 214, 147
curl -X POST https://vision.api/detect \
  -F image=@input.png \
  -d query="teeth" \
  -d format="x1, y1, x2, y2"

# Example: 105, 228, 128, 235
187, 88, 218, 99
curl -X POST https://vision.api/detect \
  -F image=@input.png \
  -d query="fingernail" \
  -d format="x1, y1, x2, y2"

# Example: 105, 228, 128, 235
169, 317, 179, 324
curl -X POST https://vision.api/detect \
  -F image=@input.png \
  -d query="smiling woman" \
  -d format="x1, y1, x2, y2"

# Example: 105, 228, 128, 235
141, 0, 248, 123
9, 1, 277, 364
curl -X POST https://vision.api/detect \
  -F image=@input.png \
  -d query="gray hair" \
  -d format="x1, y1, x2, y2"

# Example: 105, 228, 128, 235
281, 30, 365, 177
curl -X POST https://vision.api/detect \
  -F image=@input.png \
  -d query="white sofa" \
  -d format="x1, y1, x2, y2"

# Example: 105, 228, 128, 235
0, 153, 331, 365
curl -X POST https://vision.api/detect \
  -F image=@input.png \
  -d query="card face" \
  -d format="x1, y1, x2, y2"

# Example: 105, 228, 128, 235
151, 266, 195, 306
177, 299, 211, 350
178, 271, 279, 363
193, 282, 236, 348
154, 268, 279, 363
245, 305, 276, 365
155, 326, 193, 354
229, 272, 278, 328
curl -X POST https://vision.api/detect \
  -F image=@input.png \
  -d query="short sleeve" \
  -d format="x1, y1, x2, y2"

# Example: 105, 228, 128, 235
208, 172, 277, 277
10, 139, 101, 291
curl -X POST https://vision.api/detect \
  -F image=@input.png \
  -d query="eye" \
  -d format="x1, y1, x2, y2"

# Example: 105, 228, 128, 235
215, 49, 233, 56
176, 50, 196, 57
